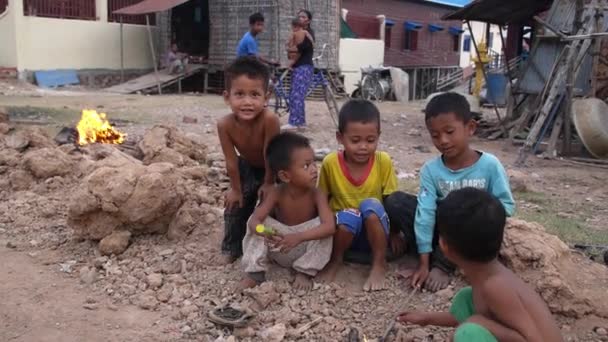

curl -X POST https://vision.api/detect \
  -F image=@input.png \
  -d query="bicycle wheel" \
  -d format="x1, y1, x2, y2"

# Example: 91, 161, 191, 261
323, 84, 339, 128
269, 70, 290, 117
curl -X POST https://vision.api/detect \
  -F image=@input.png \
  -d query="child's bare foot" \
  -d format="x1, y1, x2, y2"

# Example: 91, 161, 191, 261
316, 260, 341, 283
218, 254, 238, 266
363, 261, 387, 291
293, 273, 313, 291
236, 276, 259, 293
425, 267, 450, 292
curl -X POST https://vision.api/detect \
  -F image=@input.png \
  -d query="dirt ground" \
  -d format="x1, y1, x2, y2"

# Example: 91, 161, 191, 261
1, 81, 607, 341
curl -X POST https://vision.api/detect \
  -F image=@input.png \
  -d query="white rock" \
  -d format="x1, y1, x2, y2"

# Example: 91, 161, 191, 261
146, 273, 163, 289
79, 266, 97, 285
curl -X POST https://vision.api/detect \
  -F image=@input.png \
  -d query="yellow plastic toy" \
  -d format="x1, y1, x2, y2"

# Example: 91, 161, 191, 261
255, 224, 275, 235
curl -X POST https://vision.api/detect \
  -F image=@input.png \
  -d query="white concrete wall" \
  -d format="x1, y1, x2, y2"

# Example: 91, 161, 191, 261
3, 0, 154, 71
339, 38, 385, 95
460, 22, 504, 68
0, 0, 18, 68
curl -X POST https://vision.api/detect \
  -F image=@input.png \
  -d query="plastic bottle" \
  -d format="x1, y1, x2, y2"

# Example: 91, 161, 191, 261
255, 224, 274, 235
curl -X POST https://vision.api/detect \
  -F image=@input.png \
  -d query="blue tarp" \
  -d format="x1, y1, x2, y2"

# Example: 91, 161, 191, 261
428, 23, 444, 32
404, 21, 422, 31
34, 70, 80, 88
424, 0, 471, 8
449, 26, 465, 35
385, 19, 395, 26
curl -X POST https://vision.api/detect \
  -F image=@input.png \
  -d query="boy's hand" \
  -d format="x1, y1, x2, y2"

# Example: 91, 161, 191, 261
397, 311, 430, 326
225, 188, 243, 211
274, 233, 302, 253
389, 232, 406, 256
411, 265, 429, 289
257, 183, 274, 202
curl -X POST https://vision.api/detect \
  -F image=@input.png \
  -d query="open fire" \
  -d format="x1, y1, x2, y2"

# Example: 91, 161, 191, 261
76, 109, 126, 145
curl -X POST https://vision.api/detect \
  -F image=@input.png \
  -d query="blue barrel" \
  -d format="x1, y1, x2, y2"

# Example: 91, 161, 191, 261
486, 72, 508, 106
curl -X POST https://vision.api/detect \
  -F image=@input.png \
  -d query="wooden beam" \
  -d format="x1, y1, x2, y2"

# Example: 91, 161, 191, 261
146, 14, 162, 95
533, 15, 567, 39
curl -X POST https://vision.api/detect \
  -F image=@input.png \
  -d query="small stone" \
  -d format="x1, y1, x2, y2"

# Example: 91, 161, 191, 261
407, 128, 422, 137
182, 116, 198, 124
98, 231, 131, 256
413, 145, 431, 153
410, 328, 428, 340
258, 323, 286, 342
234, 327, 255, 338
83, 303, 98, 310
137, 291, 159, 310
146, 273, 163, 289
107, 304, 119, 311
6, 241, 16, 249
179, 305, 197, 318
595, 327, 607, 336
156, 285, 173, 303
204, 213, 216, 225
93, 256, 109, 268
79, 266, 97, 285
435, 287, 454, 300
59, 260, 76, 273
181, 324, 192, 333
161, 260, 182, 274
159, 249, 175, 257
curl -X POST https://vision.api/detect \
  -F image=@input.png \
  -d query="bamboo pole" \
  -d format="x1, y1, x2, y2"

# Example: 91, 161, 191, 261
564, 0, 585, 155
120, 15, 124, 83
146, 14, 162, 95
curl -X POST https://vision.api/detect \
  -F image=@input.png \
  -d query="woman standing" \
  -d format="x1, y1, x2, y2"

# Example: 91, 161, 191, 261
299, 10, 315, 41
283, 10, 315, 131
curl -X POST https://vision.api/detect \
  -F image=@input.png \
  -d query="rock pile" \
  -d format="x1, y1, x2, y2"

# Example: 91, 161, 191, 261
1, 119, 227, 256
502, 219, 607, 318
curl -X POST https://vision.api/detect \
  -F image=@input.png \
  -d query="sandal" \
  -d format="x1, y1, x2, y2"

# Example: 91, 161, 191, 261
208, 305, 255, 328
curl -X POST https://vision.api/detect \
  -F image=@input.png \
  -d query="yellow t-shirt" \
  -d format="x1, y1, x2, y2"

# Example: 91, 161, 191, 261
318, 151, 398, 212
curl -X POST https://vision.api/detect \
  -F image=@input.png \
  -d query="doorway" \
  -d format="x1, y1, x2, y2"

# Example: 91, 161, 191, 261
171, 0, 210, 58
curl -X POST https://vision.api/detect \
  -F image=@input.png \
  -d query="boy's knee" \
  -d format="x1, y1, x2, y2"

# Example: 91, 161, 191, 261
359, 198, 389, 232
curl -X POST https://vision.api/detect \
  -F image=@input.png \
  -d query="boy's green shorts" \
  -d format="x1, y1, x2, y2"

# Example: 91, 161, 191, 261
450, 287, 498, 342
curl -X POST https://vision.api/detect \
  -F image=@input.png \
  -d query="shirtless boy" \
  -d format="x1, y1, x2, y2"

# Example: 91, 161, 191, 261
217, 57, 280, 264
240, 132, 335, 291
398, 188, 563, 342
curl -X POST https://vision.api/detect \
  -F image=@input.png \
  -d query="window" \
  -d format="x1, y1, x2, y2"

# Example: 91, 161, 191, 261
0, 0, 7, 15
453, 35, 459, 52
488, 32, 494, 48
23, 0, 96, 20
404, 30, 418, 51
108, 0, 154, 25
463, 35, 471, 52
385, 26, 392, 48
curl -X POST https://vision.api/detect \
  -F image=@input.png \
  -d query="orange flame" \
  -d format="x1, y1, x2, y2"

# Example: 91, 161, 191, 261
76, 109, 126, 145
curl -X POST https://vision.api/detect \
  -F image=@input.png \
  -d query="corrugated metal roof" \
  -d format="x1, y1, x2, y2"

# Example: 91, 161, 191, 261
113, 0, 189, 15
424, 0, 471, 8
443, 0, 552, 25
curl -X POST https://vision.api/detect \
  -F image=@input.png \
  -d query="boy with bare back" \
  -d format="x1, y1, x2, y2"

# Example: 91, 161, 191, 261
239, 132, 335, 291
217, 57, 280, 264
398, 188, 563, 342
286, 18, 314, 67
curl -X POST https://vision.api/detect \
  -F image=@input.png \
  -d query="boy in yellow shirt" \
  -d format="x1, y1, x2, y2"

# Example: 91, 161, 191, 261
317, 99, 398, 291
